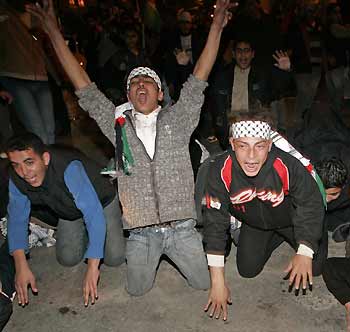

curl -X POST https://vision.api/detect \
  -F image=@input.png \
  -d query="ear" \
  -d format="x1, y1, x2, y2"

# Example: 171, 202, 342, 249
158, 90, 164, 102
42, 152, 50, 166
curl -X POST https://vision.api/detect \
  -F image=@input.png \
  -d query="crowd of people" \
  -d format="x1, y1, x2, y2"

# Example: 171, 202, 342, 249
1, 0, 350, 330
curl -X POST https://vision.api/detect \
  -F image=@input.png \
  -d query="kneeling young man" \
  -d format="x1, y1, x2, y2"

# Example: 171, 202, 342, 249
6, 133, 125, 307
203, 113, 326, 320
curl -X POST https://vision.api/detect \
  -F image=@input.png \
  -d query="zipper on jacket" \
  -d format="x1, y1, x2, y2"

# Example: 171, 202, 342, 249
125, 112, 161, 222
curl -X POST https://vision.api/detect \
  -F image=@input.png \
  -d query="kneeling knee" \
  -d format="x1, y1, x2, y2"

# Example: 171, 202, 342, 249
103, 255, 125, 267
237, 264, 262, 278
56, 253, 82, 267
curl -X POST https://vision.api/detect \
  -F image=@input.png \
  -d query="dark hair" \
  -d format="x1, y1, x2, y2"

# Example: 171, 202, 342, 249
228, 109, 276, 137
234, 38, 255, 51
315, 157, 348, 189
5, 133, 48, 156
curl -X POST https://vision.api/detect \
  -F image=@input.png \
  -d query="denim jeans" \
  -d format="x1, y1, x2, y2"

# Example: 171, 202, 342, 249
0, 77, 55, 144
55, 197, 125, 267
126, 219, 210, 296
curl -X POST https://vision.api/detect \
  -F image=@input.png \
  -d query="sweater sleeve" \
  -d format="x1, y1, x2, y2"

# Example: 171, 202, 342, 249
289, 159, 325, 252
64, 161, 106, 259
172, 74, 208, 136
202, 156, 232, 254
75, 83, 116, 146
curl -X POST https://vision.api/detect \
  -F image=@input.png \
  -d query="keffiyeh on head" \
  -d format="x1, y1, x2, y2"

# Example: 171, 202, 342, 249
126, 67, 162, 92
231, 121, 271, 139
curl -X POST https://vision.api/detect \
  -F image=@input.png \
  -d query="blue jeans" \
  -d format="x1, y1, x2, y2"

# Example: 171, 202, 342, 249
0, 77, 55, 144
55, 197, 125, 267
126, 219, 210, 296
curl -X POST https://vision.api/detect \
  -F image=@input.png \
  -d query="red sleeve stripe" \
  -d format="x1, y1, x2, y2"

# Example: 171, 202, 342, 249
273, 158, 289, 194
220, 155, 232, 192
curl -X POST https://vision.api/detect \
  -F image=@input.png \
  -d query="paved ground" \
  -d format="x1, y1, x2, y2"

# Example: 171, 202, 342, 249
4, 81, 350, 331
4, 238, 346, 332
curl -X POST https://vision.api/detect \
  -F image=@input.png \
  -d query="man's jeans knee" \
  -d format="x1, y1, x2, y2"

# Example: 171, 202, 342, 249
126, 219, 209, 296
126, 229, 159, 296
103, 198, 125, 266
56, 198, 125, 267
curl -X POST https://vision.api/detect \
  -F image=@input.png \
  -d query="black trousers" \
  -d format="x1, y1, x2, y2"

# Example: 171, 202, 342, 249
323, 257, 350, 305
0, 241, 15, 332
236, 223, 328, 278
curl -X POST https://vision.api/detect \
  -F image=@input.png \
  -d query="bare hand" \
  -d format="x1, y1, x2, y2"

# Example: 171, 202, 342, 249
174, 49, 191, 66
15, 265, 38, 306
25, 0, 59, 34
284, 254, 312, 295
273, 50, 291, 71
0, 90, 13, 104
204, 282, 232, 321
345, 302, 350, 332
212, 0, 238, 29
83, 259, 100, 306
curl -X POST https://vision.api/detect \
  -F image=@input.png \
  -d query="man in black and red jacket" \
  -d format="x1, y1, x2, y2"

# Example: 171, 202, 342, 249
202, 112, 327, 321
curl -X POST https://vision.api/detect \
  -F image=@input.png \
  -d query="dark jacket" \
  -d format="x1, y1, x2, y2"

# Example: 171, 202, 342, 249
9, 147, 115, 225
203, 146, 325, 254
209, 61, 295, 145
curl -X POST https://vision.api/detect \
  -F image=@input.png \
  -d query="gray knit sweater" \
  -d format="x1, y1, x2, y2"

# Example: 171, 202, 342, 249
75, 75, 208, 229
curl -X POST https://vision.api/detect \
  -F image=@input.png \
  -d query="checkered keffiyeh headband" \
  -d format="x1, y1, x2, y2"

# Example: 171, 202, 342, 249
126, 67, 162, 91
232, 121, 271, 139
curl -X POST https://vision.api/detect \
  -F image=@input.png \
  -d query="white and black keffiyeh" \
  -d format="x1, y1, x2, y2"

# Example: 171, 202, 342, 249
232, 121, 271, 139
126, 67, 162, 91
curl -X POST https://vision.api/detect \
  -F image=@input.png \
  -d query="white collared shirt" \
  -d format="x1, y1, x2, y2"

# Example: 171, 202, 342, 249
132, 106, 161, 159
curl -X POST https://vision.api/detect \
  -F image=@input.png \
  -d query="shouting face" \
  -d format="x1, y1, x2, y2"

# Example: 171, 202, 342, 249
127, 75, 164, 115
230, 136, 272, 177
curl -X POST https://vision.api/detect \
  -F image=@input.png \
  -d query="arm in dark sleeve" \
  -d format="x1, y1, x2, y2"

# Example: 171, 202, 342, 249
203, 157, 232, 254
64, 161, 106, 259
270, 66, 296, 101
289, 159, 325, 252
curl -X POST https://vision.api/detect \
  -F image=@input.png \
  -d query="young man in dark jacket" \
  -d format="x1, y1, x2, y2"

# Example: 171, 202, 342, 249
202, 112, 326, 321
210, 39, 294, 148
5, 133, 125, 308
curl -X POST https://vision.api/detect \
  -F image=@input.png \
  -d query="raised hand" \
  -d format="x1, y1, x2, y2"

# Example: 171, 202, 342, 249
273, 50, 291, 71
25, 0, 59, 34
212, 0, 238, 29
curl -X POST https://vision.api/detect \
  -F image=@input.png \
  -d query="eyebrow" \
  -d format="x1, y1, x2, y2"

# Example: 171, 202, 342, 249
12, 157, 34, 164
235, 139, 267, 145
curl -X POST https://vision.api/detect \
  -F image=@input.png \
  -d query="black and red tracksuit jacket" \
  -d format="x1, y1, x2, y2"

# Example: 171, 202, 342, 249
203, 146, 325, 254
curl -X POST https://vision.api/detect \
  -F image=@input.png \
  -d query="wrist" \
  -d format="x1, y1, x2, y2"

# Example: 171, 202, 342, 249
209, 266, 225, 282
87, 258, 100, 270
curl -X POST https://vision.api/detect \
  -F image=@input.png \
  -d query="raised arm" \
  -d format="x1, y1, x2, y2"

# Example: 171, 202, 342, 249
26, 0, 91, 90
193, 0, 236, 81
